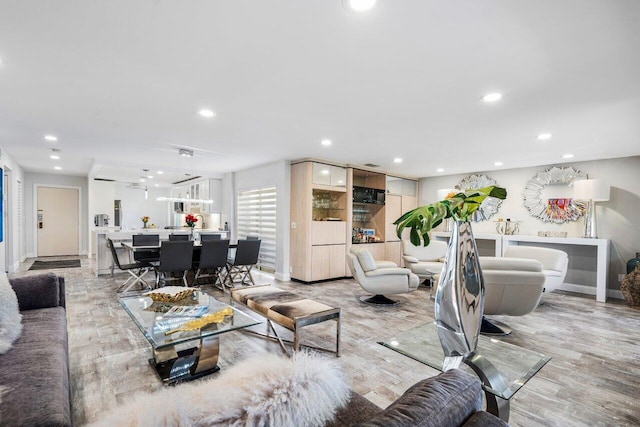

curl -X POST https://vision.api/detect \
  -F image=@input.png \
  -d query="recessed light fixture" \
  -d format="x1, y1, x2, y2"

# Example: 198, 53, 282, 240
157, 170, 164, 175
344, 0, 377, 12
54, 166, 62, 170
154, 184, 159, 187
482, 93, 502, 103
198, 109, 216, 118
147, 175, 153, 179
321, 169, 330, 175
437, 168, 444, 173
393, 158, 403, 163
44, 135, 58, 142
494, 161, 503, 166
179, 148, 194, 157
140, 178, 146, 182
537, 133, 553, 140
562, 153, 574, 159
321, 139, 332, 146
50, 154, 60, 160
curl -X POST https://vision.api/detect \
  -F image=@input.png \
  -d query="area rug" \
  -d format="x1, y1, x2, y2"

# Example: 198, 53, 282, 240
29, 259, 81, 271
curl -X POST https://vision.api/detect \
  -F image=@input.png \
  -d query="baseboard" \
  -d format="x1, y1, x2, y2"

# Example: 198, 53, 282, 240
558, 283, 623, 300
274, 272, 291, 282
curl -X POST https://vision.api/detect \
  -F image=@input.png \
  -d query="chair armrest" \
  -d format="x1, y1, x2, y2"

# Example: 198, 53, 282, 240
365, 268, 411, 277
402, 255, 420, 264
438, 257, 446, 263
9, 273, 65, 310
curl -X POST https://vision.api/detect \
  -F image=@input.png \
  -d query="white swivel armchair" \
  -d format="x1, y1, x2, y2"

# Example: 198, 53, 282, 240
479, 256, 546, 335
402, 239, 448, 284
347, 248, 419, 305
503, 246, 569, 295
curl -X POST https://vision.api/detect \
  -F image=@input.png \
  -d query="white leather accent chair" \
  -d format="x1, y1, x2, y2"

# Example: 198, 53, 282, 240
479, 256, 546, 335
402, 239, 448, 283
503, 246, 569, 295
347, 248, 420, 305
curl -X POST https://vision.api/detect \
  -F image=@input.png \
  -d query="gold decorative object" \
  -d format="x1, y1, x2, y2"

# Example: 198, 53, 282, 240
165, 307, 233, 335
145, 286, 197, 302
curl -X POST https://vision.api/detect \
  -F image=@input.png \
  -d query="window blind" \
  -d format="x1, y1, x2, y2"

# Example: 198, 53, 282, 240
236, 187, 277, 273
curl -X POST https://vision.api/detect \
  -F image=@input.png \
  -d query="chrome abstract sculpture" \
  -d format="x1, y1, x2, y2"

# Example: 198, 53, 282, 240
435, 220, 485, 371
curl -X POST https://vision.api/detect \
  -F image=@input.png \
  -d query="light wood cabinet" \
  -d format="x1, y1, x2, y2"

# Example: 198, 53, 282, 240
352, 243, 385, 260
291, 161, 348, 282
385, 241, 402, 266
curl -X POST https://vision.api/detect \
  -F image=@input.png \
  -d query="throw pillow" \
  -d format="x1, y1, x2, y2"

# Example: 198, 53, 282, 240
355, 249, 377, 272
0, 272, 23, 355
87, 351, 350, 427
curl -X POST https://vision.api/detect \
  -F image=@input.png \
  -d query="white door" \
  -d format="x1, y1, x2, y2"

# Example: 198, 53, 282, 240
37, 187, 79, 256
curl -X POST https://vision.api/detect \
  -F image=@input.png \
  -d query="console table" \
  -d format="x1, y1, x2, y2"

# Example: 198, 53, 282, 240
432, 232, 610, 302
379, 322, 551, 422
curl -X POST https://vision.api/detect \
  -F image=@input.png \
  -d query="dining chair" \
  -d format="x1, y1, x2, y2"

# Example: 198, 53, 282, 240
200, 234, 222, 241
225, 239, 261, 287
246, 235, 260, 240
132, 234, 160, 263
155, 241, 194, 287
193, 240, 230, 288
169, 233, 190, 241
107, 238, 152, 294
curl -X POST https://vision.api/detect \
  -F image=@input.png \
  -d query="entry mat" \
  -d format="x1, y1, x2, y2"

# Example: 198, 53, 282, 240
29, 259, 81, 271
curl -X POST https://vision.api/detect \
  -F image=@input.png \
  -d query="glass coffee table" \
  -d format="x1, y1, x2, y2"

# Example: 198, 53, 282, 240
379, 322, 551, 422
120, 291, 260, 384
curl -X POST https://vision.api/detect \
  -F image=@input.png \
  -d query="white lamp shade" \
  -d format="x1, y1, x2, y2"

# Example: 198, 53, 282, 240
437, 188, 455, 201
573, 179, 610, 202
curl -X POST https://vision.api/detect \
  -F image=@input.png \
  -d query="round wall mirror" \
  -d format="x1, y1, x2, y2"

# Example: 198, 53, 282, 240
522, 166, 587, 223
455, 174, 502, 221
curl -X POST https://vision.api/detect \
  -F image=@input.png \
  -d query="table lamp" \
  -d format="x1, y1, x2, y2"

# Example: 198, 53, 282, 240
437, 188, 455, 232
572, 179, 610, 238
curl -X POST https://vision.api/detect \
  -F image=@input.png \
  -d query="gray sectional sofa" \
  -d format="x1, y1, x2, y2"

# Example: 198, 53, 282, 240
0, 273, 72, 426
328, 369, 509, 426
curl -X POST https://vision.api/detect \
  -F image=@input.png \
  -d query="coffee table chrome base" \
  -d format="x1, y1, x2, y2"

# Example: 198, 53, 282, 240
151, 335, 220, 385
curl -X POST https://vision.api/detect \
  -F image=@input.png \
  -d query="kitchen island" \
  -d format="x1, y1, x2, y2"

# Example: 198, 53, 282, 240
92, 228, 229, 277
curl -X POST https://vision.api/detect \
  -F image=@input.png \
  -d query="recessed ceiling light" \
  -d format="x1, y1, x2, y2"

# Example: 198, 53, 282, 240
537, 133, 553, 140
154, 184, 159, 187
562, 153, 574, 159
393, 158, 403, 163
147, 175, 153, 179
54, 166, 62, 170
437, 168, 444, 173
50, 154, 60, 160
344, 0, 377, 12
44, 135, 58, 142
140, 178, 146, 182
482, 93, 502, 103
157, 170, 164, 175
321, 169, 330, 175
198, 109, 216, 118
321, 139, 332, 146
494, 161, 503, 166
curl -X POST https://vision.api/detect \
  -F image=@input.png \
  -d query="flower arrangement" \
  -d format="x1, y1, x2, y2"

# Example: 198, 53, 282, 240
141, 216, 150, 228
185, 214, 198, 228
394, 186, 507, 246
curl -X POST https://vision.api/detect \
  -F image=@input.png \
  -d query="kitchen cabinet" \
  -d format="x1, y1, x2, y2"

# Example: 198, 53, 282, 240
311, 244, 346, 281
171, 179, 222, 213
312, 163, 346, 188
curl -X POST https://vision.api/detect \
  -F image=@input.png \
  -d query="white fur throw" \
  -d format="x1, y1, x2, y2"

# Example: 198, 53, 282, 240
0, 272, 22, 355
88, 351, 350, 427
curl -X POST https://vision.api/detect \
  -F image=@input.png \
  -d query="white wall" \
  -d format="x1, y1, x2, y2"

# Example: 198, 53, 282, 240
233, 160, 291, 281
418, 156, 640, 292
0, 147, 26, 272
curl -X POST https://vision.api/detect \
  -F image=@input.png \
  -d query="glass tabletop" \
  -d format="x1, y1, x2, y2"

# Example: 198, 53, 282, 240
120, 291, 261, 350
379, 322, 550, 400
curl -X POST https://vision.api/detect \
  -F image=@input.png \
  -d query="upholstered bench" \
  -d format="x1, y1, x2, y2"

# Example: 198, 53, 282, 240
230, 284, 341, 357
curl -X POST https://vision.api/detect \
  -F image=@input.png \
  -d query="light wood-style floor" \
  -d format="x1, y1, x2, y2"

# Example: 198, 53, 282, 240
11, 257, 640, 426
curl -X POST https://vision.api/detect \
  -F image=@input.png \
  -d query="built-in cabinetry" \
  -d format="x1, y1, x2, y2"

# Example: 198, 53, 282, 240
291, 160, 419, 283
291, 161, 348, 282
171, 178, 222, 213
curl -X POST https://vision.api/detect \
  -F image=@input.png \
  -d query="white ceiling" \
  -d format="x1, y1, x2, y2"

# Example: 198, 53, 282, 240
1, 0, 639, 187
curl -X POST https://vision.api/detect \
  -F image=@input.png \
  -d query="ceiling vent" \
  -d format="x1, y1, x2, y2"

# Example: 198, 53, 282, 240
363, 163, 380, 168
127, 182, 142, 189
172, 175, 202, 185
94, 177, 115, 182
